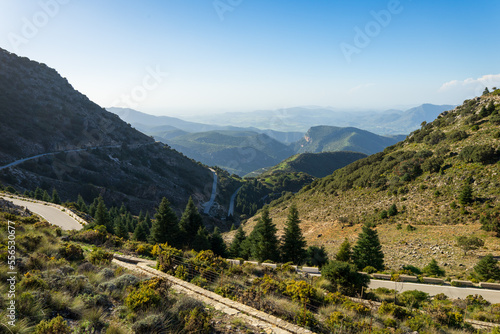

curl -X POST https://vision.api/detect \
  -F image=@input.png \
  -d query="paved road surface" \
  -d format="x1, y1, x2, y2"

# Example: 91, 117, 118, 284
369, 279, 500, 304
228, 186, 242, 217
1, 196, 83, 230
203, 169, 218, 214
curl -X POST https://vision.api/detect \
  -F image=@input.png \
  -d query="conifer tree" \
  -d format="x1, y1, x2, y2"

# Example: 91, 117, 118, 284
336, 238, 352, 262
474, 254, 500, 281
193, 226, 210, 251
459, 183, 473, 205
210, 227, 227, 257
229, 226, 246, 258
178, 197, 203, 248
133, 222, 148, 242
144, 211, 152, 229
352, 224, 384, 270
281, 204, 306, 264
114, 216, 128, 239
51, 189, 61, 204
252, 208, 280, 262
138, 210, 144, 223
94, 196, 111, 232
34, 187, 43, 200
42, 190, 51, 202
150, 197, 179, 246
77, 195, 88, 213
119, 203, 127, 214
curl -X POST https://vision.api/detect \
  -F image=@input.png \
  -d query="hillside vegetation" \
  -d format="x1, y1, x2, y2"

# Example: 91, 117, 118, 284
295, 126, 405, 156
239, 93, 500, 274
0, 49, 215, 215
259, 151, 368, 178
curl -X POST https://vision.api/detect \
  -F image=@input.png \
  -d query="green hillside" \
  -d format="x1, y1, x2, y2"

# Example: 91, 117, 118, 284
240, 93, 500, 273
167, 130, 294, 176
261, 151, 367, 178
295, 126, 404, 155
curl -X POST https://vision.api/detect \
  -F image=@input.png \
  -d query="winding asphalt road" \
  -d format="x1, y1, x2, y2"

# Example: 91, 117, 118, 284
228, 186, 242, 217
369, 279, 500, 304
0, 196, 83, 230
203, 168, 218, 214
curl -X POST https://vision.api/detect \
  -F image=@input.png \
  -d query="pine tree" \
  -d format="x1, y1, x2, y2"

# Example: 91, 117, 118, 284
114, 216, 128, 239
423, 259, 445, 277
144, 211, 152, 229
388, 204, 398, 217
474, 254, 500, 281
51, 189, 61, 204
178, 197, 203, 248
42, 190, 51, 202
229, 226, 246, 258
281, 205, 306, 264
305, 246, 329, 267
352, 224, 384, 271
34, 187, 43, 200
138, 210, 144, 223
77, 195, 88, 213
133, 222, 148, 242
459, 183, 473, 205
193, 226, 210, 251
210, 227, 227, 257
94, 196, 111, 232
119, 203, 127, 215
150, 197, 179, 246
336, 238, 352, 262
252, 208, 280, 262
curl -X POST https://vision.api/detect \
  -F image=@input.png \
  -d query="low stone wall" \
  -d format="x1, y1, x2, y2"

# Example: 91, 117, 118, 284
479, 282, 500, 290
373, 274, 392, 280
451, 280, 474, 287
113, 254, 314, 334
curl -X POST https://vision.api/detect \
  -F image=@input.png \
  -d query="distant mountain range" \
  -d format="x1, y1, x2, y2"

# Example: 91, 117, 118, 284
110, 108, 416, 175
180, 104, 456, 134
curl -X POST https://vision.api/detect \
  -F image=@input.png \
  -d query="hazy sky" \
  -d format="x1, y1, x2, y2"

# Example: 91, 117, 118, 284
1, 0, 499, 116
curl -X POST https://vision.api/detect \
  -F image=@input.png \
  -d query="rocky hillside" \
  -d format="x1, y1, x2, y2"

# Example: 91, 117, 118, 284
0, 49, 215, 215
295, 126, 405, 155
237, 93, 500, 274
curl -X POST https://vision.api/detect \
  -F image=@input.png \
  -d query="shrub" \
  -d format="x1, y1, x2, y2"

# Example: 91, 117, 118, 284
157, 244, 183, 274
87, 247, 113, 265
402, 265, 422, 275
423, 259, 445, 277
125, 282, 161, 311
131, 314, 166, 334
459, 145, 497, 164
58, 242, 84, 261
447, 130, 468, 142
378, 301, 410, 320
34, 315, 71, 334
363, 266, 377, 274
322, 260, 369, 296
399, 290, 429, 309
180, 307, 212, 334
20, 272, 48, 291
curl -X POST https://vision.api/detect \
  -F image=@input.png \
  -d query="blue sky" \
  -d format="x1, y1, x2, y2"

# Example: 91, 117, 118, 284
1, 0, 499, 116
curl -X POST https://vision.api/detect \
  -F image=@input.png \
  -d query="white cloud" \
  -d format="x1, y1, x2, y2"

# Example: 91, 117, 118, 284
439, 73, 500, 96
348, 83, 375, 94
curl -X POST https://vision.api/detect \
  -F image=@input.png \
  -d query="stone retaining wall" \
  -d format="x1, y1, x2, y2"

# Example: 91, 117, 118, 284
113, 255, 315, 334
